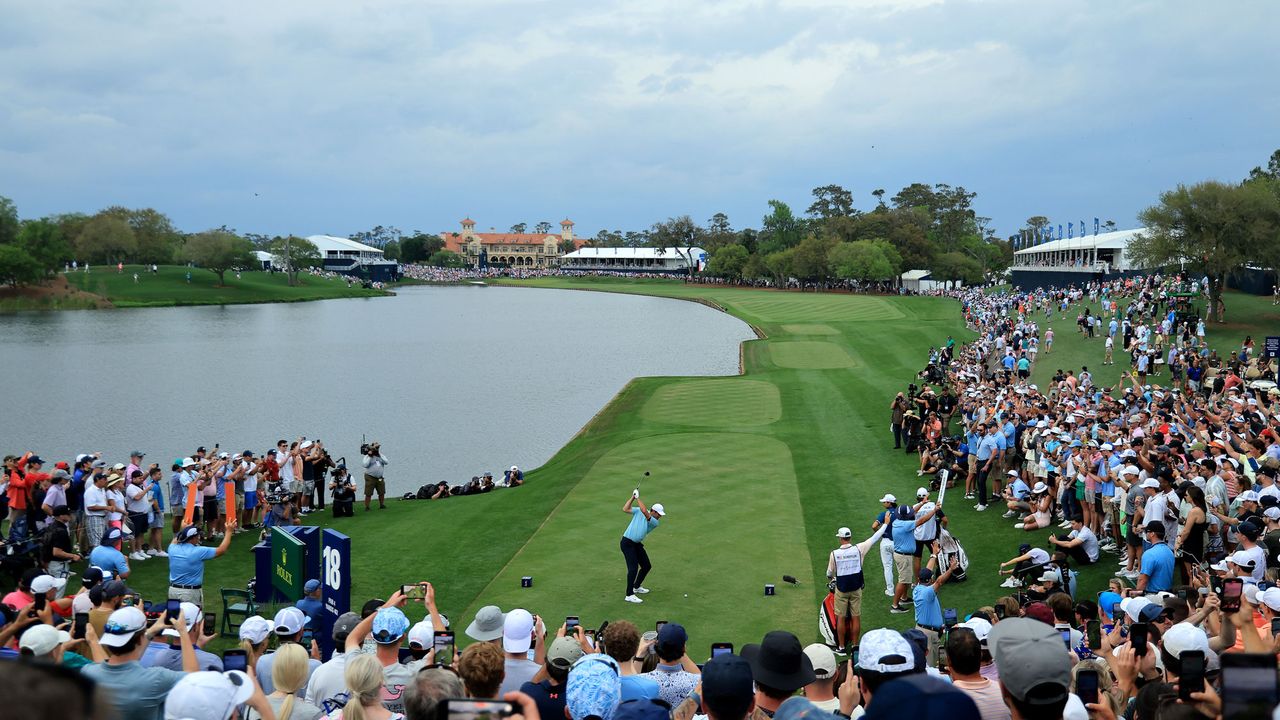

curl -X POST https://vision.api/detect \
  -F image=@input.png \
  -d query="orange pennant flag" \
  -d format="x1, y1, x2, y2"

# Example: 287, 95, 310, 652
224, 482, 236, 524
182, 483, 199, 525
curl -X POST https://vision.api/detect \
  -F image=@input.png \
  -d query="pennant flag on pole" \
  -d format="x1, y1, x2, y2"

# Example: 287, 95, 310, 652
182, 483, 199, 525
225, 481, 236, 525
1068, 222, 1074, 239
1094, 217, 1100, 235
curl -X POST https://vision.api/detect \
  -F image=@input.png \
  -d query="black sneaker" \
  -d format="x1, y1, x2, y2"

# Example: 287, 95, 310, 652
889, 604, 909, 614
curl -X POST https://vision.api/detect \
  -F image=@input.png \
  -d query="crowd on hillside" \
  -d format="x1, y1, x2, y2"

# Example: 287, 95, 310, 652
2, 273, 1279, 720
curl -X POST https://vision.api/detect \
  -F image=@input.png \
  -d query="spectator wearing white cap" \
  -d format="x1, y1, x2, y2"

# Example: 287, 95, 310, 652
258, 607, 322, 697
239, 615, 274, 667
167, 519, 236, 608
149, 601, 223, 672
164, 669, 275, 720
871, 494, 898, 597
82, 607, 198, 719
499, 608, 546, 695
944, 624, 1008, 720
1000, 472, 1031, 519
853, 628, 916, 709
18, 623, 71, 664
911, 488, 941, 579
800, 644, 839, 713
825, 522, 888, 652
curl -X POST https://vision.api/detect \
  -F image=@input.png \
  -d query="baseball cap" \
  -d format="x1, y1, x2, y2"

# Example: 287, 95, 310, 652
304, 579, 322, 593
567, 654, 623, 720
465, 605, 506, 641
802, 643, 837, 679
163, 602, 203, 638
19, 624, 71, 656
1140, 478, 1160, 489
613, 699, 673, 720
82, 566, 105, 587
740, 630, 815, 693
879, 493, 896, 504
273, 607, 309, 636
1265, 507, 1280, 521
1162, 622, 1212, 659
1007, 470, 1019, 477
503, 608, 535, 653
1121, 597, 1153, 622
1023, 602, 1055, 625
856, 628, 914, 674
1241, 490, 1260, 503
1098, 591, 1123, 620
181, 457, 198, 468
1228, 550, 1258, 569
408, 620, 436, 649
238, 616, 271, 644
702, 654, 754, 717
863, 673, 981, 720
372, 607, 410, 644
548, 636, 587, 670
176, 526, 201, 542
987, 618, 1071, 705
30, 574, 67, 595
332, 612, 361, 643
956, 617, 992, 643
100, 527, 124, 545
836, 527, 852, 539
100, 606, 148, 648
163, 670, 255, 720
916, 487, 929, 498
650, 503, 666, 517
656, 622, 688, 654
1237, 522, 1261, 541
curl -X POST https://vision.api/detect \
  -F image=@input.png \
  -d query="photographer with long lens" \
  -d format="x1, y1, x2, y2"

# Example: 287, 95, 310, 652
330, 459, 357, 518
361, 441, 389, 511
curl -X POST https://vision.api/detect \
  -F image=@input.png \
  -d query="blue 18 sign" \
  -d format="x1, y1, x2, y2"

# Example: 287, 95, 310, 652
318, 529, 351, 660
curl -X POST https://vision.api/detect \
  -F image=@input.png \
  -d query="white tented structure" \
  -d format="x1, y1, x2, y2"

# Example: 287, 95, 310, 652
305, 235, 385, 262
900, 269, 960, 293
1012, 228, 1145, 273
560, 247, 707, 273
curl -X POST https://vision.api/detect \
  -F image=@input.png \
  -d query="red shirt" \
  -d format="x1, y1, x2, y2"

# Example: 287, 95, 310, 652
6, 465, 31, 511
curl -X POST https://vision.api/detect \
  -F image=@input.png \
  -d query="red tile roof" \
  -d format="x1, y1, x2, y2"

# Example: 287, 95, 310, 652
440, 232, 587, 254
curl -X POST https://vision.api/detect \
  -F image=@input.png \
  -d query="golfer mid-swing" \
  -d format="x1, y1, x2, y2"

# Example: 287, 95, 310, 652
621, 488, 665, 604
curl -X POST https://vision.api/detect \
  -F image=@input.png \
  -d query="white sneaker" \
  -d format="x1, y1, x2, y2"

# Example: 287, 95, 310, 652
1058, 521, 1072, 529
1000, 577, 1018, 588
146, 548, 160, 557
1122, 570, 1139, 579
1014, 523, 1025, 529
884, 588, 894, 597
1002, 510, 1016, 518
130, 551, 147, 561
634, 587, 650, 594
624, 595, 643, 604
917, 470, 924, 476
156, 550, 169, 557
974, 504, 987, 512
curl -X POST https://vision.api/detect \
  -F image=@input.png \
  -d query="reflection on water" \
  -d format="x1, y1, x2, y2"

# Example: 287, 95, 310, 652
0, 285, 752, 493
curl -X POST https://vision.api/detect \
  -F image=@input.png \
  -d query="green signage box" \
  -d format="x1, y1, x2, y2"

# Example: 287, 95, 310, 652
271, 527, 306, 601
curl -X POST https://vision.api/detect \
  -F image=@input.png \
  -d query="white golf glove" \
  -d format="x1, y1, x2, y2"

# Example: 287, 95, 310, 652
632, 489, 640, 499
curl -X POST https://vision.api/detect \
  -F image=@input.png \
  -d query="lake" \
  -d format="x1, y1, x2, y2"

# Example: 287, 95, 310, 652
0, 285, 753, 494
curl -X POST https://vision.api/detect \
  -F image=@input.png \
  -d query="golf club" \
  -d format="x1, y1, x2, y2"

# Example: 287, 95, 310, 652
634, 470, 650, 497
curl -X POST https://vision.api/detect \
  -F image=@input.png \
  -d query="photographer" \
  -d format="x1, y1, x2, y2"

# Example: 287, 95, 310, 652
361, 442, 389, 511
329, 461, 356, 518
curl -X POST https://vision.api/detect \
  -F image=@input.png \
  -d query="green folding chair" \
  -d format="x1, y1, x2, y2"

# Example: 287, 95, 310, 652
220, 588, 258, 638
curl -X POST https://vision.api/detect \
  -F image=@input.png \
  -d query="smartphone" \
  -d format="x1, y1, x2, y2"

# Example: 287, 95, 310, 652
441, 698, 515, 720
1222, 578, 1244, 613
1178, 650, 1206, 702
434, 631, 455, 665
641, 630, 658, 643
656, 620, 668, 633
33, 593, 47, 612
203, 612, 217, 637
1176, 589, 1188, 601
1076, 669, 1099, 706
222, 649, 248, 672
584, 629, 597, 647
1086, 620, 1101, 650
943, 608, 958, 628
73, 612, 89, 640
1130, 622, 1149, 657
565, 616, 580, 631
1111, 603, 1122, 622
1221, 653, 1280, 720
1060, 629, 1072, 649
401, 584, 428, 600
165, 598, 182, 622
1271, 618, 1280, 637
711, 642, 734, 658
398, 647, 415, 664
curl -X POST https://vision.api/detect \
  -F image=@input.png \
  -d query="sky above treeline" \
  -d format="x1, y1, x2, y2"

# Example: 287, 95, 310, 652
2, 0, 1277, 240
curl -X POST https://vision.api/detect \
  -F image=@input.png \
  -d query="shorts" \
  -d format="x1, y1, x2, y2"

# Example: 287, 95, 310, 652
149, 511, 164, 530
129, 513, 149, 537
833, 588, 862, 617
912, 541, 926, 558
303, 480, 315, 494
364, 474, 386, 496
893, 553, 914, 584
203, 497, 219, 519
967, 455, 978, 474
244, 491, 258, 510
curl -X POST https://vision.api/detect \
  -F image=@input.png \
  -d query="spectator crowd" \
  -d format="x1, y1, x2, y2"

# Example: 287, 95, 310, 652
1, 272, 1278, 720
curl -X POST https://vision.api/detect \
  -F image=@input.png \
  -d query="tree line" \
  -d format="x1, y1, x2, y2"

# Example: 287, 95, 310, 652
0, 202, 322, 287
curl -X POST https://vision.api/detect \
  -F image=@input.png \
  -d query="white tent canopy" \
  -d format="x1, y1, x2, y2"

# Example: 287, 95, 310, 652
1012, 227, 1145, 272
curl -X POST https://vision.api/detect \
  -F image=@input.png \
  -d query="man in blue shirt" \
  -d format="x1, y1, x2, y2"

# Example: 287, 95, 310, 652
88, 527, 132, 580
889, 505, 917, 613
297, 578, 325, 630
620, 489, 665, 604
1136, 523, 1176, 594
912, 554, 960, 667
974, 424, 1001, 511
167, 521, 235, 608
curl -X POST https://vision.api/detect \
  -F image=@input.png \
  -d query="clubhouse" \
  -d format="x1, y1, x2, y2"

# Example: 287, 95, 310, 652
442, 218, 583, 269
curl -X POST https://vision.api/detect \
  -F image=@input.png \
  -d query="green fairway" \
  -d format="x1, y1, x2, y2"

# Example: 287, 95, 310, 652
113, 277, 1272, 653
61, 265, 390, 308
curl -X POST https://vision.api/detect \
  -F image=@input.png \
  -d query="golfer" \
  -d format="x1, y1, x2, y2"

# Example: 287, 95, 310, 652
620, 489, 665, 604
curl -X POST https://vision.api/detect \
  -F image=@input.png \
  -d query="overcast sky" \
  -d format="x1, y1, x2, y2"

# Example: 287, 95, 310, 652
2, 0, 1277, 240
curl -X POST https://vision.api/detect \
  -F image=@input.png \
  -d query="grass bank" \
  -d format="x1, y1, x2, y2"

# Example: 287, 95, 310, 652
56, 265, 391, 309
112, 279, 1273, 653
